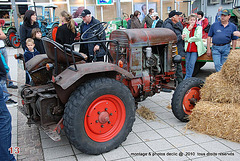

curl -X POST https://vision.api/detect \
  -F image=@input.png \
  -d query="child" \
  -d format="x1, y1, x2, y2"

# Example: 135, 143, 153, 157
31, 28, 45, 54
24, 38, 40, 62
182, 14, 206, 79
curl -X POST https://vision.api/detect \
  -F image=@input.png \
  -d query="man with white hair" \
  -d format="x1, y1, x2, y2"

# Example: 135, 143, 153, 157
163, 10, 185, 84
151, 12, 163, 28
79, 9, 106, 62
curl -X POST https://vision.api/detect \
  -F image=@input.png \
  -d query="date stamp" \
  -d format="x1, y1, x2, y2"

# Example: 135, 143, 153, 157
9, 147, 20, 154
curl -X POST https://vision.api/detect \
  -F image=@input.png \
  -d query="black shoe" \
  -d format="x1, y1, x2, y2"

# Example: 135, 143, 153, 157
6, 99, 17, 104
7, 85, 18, 89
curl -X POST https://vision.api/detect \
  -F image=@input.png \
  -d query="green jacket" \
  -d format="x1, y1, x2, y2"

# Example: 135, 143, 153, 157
183, 25, 206, 57
142, 14, 153, 28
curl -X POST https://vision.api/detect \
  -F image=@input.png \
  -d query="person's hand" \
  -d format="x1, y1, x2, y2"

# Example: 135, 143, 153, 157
233, 31, 240, 37
94, 45, 100, 52
188, 24, 194, 30
207, 49, 212, 57
182, 34, 186, 40
80, 53, 88, 60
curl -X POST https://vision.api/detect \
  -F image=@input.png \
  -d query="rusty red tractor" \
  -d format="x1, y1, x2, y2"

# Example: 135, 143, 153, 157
17, 23, 181, 154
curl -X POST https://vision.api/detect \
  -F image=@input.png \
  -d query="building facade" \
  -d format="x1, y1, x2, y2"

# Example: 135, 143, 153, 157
0, 0, 239, 24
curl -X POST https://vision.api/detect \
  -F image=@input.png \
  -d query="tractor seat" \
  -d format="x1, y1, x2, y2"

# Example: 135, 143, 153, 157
41, 37, 85, 64
25, 54, 52, 72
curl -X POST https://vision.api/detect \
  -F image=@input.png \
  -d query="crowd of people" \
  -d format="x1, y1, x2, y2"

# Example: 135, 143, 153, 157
1, 6, 240, 160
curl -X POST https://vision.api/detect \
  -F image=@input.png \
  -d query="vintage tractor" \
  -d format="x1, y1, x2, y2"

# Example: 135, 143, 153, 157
17, 24, 180, 154
0, 9, 20, 48
28, 5, 59, 41
106, 13, 128, 39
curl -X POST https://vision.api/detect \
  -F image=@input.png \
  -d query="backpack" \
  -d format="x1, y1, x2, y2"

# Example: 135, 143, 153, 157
204, 23, 211, 33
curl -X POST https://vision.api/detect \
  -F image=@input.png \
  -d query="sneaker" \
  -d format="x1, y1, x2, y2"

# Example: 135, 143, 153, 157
6, 99, 17, 104
7, 85, 18, 89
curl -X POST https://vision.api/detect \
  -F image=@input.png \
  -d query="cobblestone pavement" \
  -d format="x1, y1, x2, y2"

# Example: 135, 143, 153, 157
6, 47, 240, 161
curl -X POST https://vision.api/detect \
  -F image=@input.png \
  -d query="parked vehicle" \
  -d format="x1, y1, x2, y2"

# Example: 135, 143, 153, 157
0, 9, 20, 48
16, 24, 181, 154
106, 13, 128, 39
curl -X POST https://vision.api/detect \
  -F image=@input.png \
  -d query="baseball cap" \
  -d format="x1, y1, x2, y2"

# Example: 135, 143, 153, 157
221, 9, 230, 15
169, 10, 182, 18
80, 9, 91, 17
151, 12, 158, 17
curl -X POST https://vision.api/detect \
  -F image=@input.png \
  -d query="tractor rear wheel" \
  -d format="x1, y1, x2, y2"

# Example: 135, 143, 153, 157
63, 77, 135, 154
6, 29, 16, 47
171, 77, 204, 122
47, 23, 58, 41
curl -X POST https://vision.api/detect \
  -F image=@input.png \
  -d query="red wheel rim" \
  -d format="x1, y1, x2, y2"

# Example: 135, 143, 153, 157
182, 87, 200, 115
52, 26, 58, 41
13, 37, 20, 47
84, 94, 126, 142
9, 32, 15, 41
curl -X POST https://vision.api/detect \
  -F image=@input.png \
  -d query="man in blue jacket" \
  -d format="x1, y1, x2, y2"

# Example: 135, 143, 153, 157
79, 9, 106, 62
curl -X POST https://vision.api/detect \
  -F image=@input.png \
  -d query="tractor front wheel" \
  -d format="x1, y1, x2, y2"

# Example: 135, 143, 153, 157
63, 77, 135, 154
171, 77, 204, 122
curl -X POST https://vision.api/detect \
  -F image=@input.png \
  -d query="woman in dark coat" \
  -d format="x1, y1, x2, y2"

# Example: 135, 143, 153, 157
56, 11, 76, 45
131, 10, 142, 29
20, 10, 39, 51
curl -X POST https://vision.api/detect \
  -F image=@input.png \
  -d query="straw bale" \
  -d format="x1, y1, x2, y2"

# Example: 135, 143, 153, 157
166, 104, 172, 109
136, 106, 156, 120
200, 72, 240, 103
187, 101, 240, 142
221, 49, 240, 84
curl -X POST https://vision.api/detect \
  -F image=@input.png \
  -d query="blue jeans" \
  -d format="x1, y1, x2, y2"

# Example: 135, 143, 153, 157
0, 86, 16, 161
211, 44, 230, 72
184, 52, 198, 79
1, 47, 14, 87
0, 80, 10, 102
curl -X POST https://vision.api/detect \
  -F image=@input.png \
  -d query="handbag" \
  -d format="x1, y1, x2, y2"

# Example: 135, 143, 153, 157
203, 23, 211, 33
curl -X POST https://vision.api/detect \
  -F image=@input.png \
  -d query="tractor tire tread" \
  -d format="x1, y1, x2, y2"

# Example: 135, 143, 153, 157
63, 77, 135, 154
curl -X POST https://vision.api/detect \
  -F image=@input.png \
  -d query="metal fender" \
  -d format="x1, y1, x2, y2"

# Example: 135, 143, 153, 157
55, 62, 134, 90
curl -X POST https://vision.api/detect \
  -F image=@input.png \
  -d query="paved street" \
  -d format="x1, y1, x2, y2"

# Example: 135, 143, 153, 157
5, 47, 240, 161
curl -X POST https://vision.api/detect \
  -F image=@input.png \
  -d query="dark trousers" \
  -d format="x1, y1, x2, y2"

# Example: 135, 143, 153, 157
176, 63, 183, 84
0, 86, 16, 161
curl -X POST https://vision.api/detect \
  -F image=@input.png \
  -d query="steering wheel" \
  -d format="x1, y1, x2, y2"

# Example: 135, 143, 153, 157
81, 22, 108, 41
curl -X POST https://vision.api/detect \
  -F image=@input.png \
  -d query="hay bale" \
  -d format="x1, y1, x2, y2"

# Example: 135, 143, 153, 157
187, 101, 240, 142
200, 72, 240, 103
166, 104, 172, 109
221, 49, 240, 84
136, 106, 156, 120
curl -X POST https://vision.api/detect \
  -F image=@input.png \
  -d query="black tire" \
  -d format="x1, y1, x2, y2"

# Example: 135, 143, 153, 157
192, 62, 206, 77
171, 77, 204, 122
11, 36, 21, 48
5, 29, 16, 47
47, 23, 58, 41
63, 77, 135, 154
